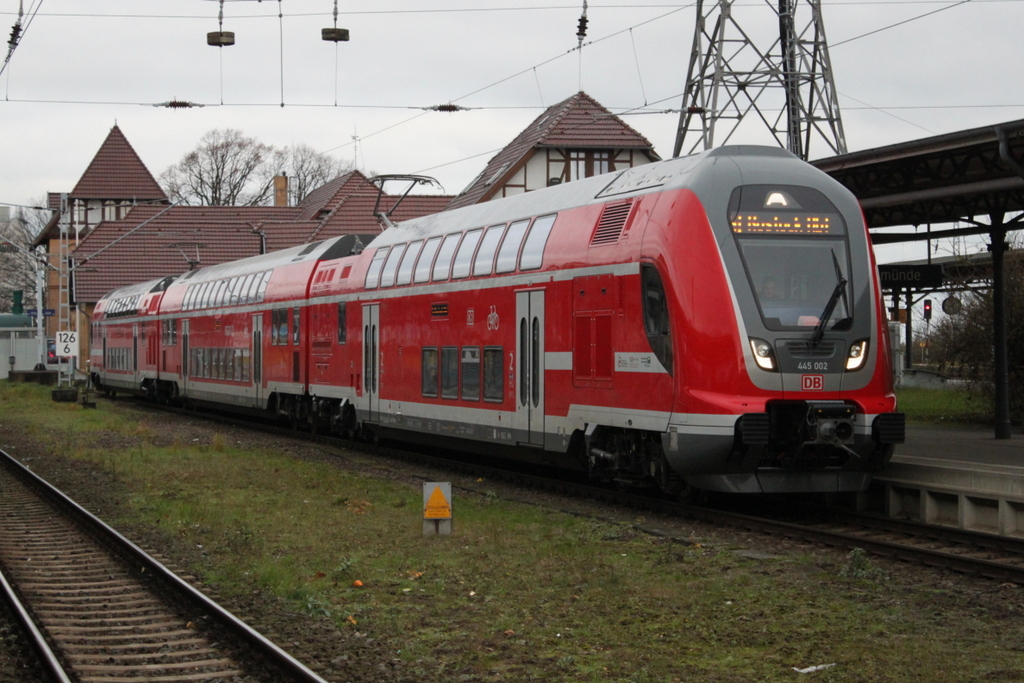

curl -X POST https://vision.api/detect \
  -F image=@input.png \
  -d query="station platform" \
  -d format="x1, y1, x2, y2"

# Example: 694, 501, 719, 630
866, 424, 1024, 536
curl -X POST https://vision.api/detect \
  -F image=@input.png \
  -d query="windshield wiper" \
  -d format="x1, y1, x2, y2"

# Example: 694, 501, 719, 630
811, 277, 847, 347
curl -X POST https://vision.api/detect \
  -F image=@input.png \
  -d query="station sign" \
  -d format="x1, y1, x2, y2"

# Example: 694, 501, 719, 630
878, 264, 944, 290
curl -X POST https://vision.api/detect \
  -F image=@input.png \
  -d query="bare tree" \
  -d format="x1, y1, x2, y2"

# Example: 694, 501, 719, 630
275, 143, 352, 205
160, 129, 349, 207
0, 204, 45, 313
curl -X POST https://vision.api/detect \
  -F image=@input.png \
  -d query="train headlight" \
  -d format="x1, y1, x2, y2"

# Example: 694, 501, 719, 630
846, 339, 869, 371
749, 338, 777, 371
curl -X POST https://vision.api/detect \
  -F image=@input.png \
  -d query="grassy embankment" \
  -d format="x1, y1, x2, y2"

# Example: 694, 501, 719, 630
895, 386, 993, 424
1, 381, 1020, 682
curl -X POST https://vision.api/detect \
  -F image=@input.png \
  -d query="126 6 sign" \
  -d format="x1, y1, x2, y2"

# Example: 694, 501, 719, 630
878, 264, 943, 290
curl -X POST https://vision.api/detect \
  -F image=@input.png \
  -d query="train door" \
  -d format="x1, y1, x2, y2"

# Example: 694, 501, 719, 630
515, 290, 545, 446
181, 319, 190, 397
362, 304, 381, 422
252, 314, 264, 407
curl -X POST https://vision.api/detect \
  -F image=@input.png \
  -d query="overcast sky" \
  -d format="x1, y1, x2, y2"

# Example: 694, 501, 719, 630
2, 0, 1022, 263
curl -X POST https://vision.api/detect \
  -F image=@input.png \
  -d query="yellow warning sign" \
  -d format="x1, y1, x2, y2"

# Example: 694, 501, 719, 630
424, 484, 452, 519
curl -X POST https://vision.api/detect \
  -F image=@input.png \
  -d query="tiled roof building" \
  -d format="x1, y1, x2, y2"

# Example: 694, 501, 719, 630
447, 91, 659, 210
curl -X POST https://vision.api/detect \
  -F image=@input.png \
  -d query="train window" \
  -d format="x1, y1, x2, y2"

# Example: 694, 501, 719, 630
256, 271, 272, 303
432, 233, 461, 282
396, 240, 423, 285
271, 309, 287, 345
337, 302, 347, 344
213, 280, 227, 307
483, 347, 504, 402
293, 308, 300, 345
379, 244, 406, 288
364, 247, 391, 289
414, 237, 442, 284
183, 285, 194, 311
239, 273, 255, 304
641, 265, 673, 375
520, 214, 557, 271
495, 219, 530, 273
460, 347, 481, 401
421, 347, 439, 397
452, 229, 483, 280
473, 225, 505, 277
441, 346, 459, 399
228, 277, 241, 305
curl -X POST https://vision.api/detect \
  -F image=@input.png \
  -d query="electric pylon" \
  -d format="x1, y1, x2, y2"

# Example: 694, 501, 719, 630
673, 0, 847, 161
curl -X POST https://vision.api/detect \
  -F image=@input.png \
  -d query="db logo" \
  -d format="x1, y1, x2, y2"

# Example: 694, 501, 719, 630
802, 374, 825, 391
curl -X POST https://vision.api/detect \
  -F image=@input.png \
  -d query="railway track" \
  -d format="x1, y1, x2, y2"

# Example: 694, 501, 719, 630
0, 447, 329, 683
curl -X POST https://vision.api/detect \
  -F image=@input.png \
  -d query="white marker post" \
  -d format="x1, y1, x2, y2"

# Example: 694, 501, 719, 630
423, 482, 452, 536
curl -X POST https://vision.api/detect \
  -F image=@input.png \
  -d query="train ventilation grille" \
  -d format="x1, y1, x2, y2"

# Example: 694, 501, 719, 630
590, 200, 634, 246
786, 341, 836, 358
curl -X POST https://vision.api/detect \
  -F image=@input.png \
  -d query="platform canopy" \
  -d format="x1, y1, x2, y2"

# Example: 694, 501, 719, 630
812, 119, 1024, 440
812, 118, 1024, 243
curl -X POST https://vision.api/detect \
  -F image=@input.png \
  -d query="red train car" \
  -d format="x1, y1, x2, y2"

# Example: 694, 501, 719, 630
91, 146, 903, 494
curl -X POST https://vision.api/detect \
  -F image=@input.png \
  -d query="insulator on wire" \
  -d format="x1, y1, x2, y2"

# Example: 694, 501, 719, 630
322, 27, 349, 42
576, 0, 588, 45
323, 0, 350, 42
208, 0, 234, 47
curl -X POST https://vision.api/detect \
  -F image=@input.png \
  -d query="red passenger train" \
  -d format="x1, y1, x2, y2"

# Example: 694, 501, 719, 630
91, 146, 904, 495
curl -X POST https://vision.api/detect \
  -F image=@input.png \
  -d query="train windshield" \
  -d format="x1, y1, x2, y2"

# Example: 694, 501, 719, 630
729, 185, 852, 331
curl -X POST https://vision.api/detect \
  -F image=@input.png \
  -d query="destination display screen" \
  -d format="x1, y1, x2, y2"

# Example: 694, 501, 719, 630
729, 212, 842, 235
728, 185, 846, 236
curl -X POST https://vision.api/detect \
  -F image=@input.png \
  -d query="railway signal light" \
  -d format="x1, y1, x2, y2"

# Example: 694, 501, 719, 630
923, 299, 932, 320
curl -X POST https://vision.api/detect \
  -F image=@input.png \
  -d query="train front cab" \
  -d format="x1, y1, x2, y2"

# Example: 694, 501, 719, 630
657, 149, 904, 494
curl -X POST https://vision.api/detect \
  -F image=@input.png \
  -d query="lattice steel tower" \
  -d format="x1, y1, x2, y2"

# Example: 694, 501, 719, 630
673, 0, 847, 161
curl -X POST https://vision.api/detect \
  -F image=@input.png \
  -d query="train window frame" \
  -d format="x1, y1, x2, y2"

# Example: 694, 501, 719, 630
461, 346, 481, 401
337, 302, 347, 344
641, 264, 673, 375
440, 346, 459, 399
483, 346, 504, 402
414, 236, 443, 284
432, 233, 462, 282
473, 225, 505, 277
452, 229, 484, 280
396, 240, 423, 286
292, 307, 300, 345
520, 214, 557, 271
495, 219, 530, 274
257, 271, 272, 303
364, 247, 391, 290
239, 273, 255, 304
379, 243, 406, 288
421, 347, 439, 397
228, 277, 241, 305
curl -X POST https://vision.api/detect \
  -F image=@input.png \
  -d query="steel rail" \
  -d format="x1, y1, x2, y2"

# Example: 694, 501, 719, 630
0, 447, 331, 683
0, 563, 73, 683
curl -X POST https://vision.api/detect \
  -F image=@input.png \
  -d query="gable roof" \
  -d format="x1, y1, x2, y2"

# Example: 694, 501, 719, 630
70, 125, 168, 202
447, 91, 658, 210
70, 176, 452, 302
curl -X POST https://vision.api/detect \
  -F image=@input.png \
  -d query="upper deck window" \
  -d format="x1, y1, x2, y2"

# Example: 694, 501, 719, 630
452, 229, 483, 280
379, 244, 406, 288
495, 219, 530, 274
414, 237, 442, 284
397, 240, 423, 285
432, 233, 461, 282
520, 214, 556, 271
473, 225, 505, 277
364, 247, 390, 289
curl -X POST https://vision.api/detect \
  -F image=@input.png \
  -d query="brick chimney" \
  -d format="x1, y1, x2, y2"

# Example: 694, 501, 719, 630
273, 174, 288, 207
